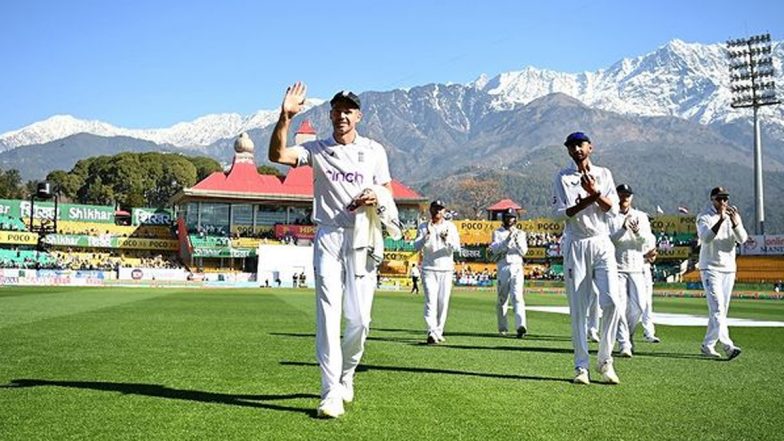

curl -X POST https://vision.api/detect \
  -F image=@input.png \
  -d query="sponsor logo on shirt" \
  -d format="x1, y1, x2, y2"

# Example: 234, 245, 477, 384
326, 169, 365, 184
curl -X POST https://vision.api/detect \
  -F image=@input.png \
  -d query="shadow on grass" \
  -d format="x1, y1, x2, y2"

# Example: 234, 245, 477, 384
628, 351, 729, 361
374, 327, 572, 342
272, 330, 572, 345
280, 361, 573, 384
2, 379, 318, 417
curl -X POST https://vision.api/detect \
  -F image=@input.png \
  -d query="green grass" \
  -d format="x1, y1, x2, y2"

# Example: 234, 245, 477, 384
1, 286, 782, 441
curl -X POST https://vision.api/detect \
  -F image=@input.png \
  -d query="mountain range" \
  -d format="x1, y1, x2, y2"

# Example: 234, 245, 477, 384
1, 38, 783, 230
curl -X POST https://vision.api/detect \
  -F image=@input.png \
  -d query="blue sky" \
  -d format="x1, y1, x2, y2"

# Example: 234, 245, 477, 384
1, 0, 781, 133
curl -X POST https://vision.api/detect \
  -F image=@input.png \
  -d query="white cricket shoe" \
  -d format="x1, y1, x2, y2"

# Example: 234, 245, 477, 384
701, 344, 722, 359
598, 362, 620, 385
619, 347, 633, 358
317, 397, 345, 418
643, 335, 661, 343
588, 329, 600, 343
573, 368, 590, 385
340, 381, 354, 403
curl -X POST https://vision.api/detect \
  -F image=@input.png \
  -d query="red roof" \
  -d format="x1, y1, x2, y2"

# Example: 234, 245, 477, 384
296, 120, 317, 135
191, 155, 285, 194
190, 160, 423, 201
487, 199, 522, 211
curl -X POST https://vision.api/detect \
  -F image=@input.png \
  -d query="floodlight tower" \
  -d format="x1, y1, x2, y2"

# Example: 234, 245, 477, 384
727, 33, 780, 235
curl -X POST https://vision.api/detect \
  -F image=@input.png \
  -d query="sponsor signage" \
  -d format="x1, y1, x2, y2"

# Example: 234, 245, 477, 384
519, 218, 564, 235
0, 231, 39, 245
42, 234, 178, 250
380, 251, 419, 276
656, 246, 691, 259
231, 238, 262, 249
132, 208, 173, 225
453, 220, 501, 245
274, 224, 316, 240
741, 235, 784, 256
192, 247, 255, 258
525, 247, 547, 259
650, 215, 697, 234
455, 245, 488, 262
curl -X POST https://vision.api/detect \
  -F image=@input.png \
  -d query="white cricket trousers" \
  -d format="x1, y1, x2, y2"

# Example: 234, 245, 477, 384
422, 270, 453, 339
615, 271, 647, 350
313, 225, 377, 400
563, 235, 621, 370
587, 284, 601, 333
701, 270, 736, 350
496, 263, 526, 332
640, 265, 656, 338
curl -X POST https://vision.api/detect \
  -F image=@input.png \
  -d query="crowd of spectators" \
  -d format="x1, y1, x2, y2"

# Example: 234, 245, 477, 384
527, 232, 560, 247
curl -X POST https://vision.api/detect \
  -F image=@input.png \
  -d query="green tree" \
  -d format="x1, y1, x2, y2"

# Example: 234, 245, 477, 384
0, 169, 24, 199
186, 156, 222, 180
257, 165, 282, 176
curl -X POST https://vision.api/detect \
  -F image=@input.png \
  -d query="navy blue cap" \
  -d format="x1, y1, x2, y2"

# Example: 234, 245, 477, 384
502, 208, 518, 219
330, 90, 361, 110
710, 187, 729, 198
564, 132, 591, 147
616, 184, 634, 195
430, 200, 446, 210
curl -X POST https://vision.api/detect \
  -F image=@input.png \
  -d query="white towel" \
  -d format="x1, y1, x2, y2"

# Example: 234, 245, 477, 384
352, 185, 402, 275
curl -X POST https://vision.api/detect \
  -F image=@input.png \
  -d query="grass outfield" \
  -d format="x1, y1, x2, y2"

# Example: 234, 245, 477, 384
1, 287, 782, 441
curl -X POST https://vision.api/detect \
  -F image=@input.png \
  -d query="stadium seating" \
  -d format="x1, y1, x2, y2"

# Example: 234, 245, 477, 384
682, 256, 784, 284
53, 221, 173, 239
0, 214, 27, 232
736, 256, 784, 283
0, 248, 55, 268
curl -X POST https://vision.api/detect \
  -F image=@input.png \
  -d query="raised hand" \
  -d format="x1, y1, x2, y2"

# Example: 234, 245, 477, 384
627, 217, 640, 234
580, 172, 599, 195
727, 205, 741, 226
281, 81, 308, 119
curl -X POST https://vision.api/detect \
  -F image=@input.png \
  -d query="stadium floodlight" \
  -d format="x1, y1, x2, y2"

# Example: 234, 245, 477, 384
726, 33, 780, 234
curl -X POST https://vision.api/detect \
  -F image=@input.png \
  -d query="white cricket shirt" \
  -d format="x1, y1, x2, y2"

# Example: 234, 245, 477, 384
609, 207, 656, 273
696, 204, 749, 272
551, 163, 619, 241
294, 135, 391, 228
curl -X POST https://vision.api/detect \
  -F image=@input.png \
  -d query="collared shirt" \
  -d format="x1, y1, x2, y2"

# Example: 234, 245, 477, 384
294, 135, 391, 228
551, 163, 618, 241
489, 226, 528, 265
696, 203, 749, 272
413, 220, 461, 271
610, 207, 656, 273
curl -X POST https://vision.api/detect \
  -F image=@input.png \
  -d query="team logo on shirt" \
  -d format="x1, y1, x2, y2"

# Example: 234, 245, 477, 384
325, 169, 365, 184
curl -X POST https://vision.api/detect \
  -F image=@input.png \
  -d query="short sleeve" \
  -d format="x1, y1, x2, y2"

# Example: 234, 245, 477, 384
373, 143, 392, 185
291, 145, 311, 167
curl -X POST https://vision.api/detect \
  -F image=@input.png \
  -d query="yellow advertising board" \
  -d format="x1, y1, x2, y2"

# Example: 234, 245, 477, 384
232, 238, 262, 249
525, 247, 547, 259
656, 246, 691, 259
650, 215, 697, 234
453, 220, 501, 245
380, 251, 419, 276
115, 237, 179, 250
0, 231, 38, 245
519, 217, 564, 235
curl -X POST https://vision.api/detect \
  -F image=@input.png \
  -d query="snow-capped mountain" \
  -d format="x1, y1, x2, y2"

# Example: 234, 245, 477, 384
471, 39, 784, 127
0, 99, 323, 151
2, 39, 782, 153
